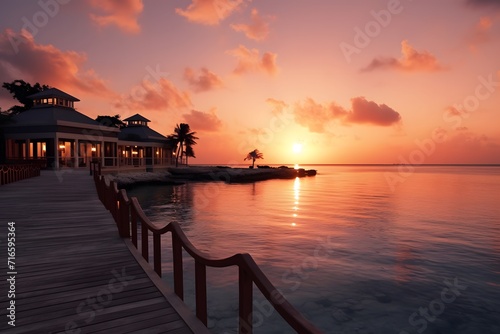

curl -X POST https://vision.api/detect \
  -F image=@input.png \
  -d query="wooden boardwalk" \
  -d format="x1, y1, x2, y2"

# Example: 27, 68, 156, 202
0, 170, 209, 334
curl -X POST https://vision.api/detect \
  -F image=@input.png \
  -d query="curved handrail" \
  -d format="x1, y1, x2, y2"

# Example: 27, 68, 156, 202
90, 161, 323, 334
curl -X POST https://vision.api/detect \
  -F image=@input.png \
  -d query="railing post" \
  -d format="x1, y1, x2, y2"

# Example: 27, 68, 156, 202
239, 266, 253, 334
172, 235, 184, 300
131, 206, 138, 248
153, 233, 161, 276
195, 260, 207, 326
118, 190, 130, 238
141, 221, 148, 262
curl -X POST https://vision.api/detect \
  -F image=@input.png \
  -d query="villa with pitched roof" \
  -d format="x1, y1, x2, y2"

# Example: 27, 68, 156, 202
0, 88, 176, 171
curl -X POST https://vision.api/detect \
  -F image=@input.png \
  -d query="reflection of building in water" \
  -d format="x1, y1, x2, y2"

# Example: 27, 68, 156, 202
291, 177, 300, 226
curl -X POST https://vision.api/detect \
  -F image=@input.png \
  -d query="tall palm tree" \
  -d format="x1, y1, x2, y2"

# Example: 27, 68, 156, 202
244, 149, 264, 168
170, 123, 198, 167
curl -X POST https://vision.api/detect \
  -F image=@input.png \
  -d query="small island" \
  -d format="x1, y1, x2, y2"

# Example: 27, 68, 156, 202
105, 148, 316, 188
168, 165, 317, 183
107, 165, 317, 188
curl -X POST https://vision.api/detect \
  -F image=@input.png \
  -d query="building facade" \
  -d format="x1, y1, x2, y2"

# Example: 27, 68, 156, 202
1, 88, 176, 171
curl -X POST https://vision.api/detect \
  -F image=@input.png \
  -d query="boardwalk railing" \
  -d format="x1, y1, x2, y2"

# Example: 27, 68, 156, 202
1, 163, 41, 186
91, 162, 322, 334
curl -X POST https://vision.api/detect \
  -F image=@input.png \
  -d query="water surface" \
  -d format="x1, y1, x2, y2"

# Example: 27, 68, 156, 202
128, 166, 500, 334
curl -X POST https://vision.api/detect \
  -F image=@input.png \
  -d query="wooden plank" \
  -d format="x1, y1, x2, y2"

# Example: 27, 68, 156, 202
0, 170, 209, 334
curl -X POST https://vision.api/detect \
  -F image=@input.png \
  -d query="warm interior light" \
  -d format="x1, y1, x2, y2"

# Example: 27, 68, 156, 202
132, 151, 138, 155
59, 144, 65, 149
42, 144, 46, 152
91, 147, 96, 152
156, 151, 159, 155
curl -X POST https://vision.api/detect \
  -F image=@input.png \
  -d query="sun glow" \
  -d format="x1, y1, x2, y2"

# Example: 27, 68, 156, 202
292, 143, 303, 154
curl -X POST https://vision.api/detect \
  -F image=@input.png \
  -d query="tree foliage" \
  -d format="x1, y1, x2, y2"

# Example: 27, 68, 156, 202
2, 80, 50, 114
244, 149, 264, 168
95, 115, 125, 128
170, 123, 198, 166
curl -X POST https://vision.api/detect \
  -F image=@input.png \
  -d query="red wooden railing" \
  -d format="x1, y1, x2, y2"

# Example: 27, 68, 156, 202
0, 163, 41, 186
91, 162, 322, 334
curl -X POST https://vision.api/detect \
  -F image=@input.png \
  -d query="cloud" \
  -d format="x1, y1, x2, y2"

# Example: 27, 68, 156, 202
115, 78, 192, 111
89, 0, 143, 34
446, 106, 464, 117
466, 0, 500, 8
183, 67, 223, 92
362, 40, 446, 72
293, 97, 401, 133
0, 29, 115, 98
294, 98, 348, 133
176, 0, 246, 25
431, 129, 500, 163
266, 98, 288, 115
226, 45, 278, 75
348, 97, 402, 126
231, 9, 273, 41
467, 16, 495, 51
182, 108, 223, 132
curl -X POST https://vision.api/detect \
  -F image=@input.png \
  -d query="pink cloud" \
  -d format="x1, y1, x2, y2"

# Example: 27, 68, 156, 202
89, 0, 143, 34
184, 67, 223, 92
348, 97, 402, 126
231, 8, 273, 41
294, 98, 347, 133
293, 97, 401, 133
115, 78, 192, 111
446, 106, 464, 116
0, 29, 115, 98
468, 16, 494, 51
266, 98, 288, 115
176, 0, 246, 25
466, 0, 500, 9
182, 108, 223, 132
362, 40, 446, 72
226, 45, 278, 76
430, 129, 500, 164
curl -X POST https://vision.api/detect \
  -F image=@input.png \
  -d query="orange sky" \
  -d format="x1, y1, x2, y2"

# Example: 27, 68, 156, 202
1, 0, 499, 164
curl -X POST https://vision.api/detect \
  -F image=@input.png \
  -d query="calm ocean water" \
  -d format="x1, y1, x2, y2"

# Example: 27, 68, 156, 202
127, 166, 500, 334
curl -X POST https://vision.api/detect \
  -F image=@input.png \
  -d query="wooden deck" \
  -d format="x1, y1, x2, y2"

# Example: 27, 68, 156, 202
0, 170, 209, 334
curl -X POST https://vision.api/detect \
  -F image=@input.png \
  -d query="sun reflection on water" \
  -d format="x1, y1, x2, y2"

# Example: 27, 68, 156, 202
291, 177, 300, 226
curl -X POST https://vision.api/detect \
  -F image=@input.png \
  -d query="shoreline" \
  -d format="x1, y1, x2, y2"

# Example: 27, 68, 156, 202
106, 166, 317, 188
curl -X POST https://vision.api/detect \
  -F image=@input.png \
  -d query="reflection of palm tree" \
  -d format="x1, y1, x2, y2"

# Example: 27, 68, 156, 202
244, 149, 264, 168
170, 123, 198, 167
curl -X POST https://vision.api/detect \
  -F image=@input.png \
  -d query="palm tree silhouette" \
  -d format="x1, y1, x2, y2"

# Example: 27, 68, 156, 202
244, 149, 264, 168
184, 145, 195, 165
171, 123, 198, 167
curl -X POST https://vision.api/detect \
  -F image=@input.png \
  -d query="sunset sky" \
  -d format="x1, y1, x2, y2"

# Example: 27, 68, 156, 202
1, 0, 499, 164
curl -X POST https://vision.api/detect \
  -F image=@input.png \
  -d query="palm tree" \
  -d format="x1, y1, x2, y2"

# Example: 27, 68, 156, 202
244, 149, 264, 168
170, 123, 198, 167
184, 145, 196, 165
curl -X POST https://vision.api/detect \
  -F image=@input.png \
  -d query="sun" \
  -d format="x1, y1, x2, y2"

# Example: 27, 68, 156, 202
292, 143, 303, 154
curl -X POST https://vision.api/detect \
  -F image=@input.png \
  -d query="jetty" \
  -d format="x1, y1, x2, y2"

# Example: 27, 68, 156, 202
0, 169, 208, 333
0, 165, 322, 333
